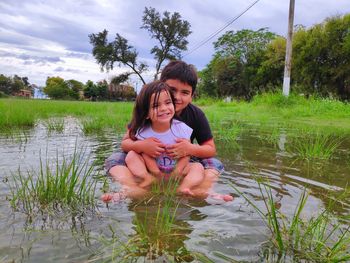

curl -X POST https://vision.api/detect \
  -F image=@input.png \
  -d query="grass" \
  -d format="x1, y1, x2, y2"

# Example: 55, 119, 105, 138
42, 118, 65, 133
7, 146, 98, 215
92, 179, 194, 262
230, 178, 350, 262
287, 133, 343, 161
2, 92, 350, 137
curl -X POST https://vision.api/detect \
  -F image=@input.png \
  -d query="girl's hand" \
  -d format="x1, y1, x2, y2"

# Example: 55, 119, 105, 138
166, 138, 192, 158
141, 137, 166, 158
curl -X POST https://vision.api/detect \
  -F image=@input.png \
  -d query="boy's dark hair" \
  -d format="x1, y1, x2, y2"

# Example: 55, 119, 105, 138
129, 81, 176, 140
160, 60, 198, 94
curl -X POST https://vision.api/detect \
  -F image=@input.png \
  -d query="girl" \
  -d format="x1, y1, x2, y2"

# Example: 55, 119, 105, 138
102, 81, 204, 202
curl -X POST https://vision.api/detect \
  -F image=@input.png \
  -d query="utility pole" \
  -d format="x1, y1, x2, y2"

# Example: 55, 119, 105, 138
282, 0, 295, 96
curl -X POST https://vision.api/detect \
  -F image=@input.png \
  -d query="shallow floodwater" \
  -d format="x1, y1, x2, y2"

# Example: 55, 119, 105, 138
0, 117, 349, 262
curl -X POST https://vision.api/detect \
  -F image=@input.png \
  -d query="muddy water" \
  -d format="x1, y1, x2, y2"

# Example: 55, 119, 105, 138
0, 117, 349, 262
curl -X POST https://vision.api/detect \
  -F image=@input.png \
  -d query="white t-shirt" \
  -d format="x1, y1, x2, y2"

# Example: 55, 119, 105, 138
136, 119, 193, 173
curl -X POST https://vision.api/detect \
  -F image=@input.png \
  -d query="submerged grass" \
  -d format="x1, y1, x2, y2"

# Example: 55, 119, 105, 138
92, 179, 194, 262
7, 146, 98, 215
230, 179, 350, 262
287, 133, 343, 161
42, 118, 65, 133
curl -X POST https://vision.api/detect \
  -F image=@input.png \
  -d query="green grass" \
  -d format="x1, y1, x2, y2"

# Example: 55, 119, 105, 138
7, 146, 98, 215
2, 93, 350, 136
287, 133, 343, 161
42, 118, 65, 133
92, 195, 190, 262
230, 179, 350, 262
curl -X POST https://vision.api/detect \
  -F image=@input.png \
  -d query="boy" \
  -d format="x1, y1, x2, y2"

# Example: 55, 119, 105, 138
105, 60, 232, 201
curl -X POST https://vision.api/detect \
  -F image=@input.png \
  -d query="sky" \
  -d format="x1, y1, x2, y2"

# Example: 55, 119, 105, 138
1, 0, 349, 89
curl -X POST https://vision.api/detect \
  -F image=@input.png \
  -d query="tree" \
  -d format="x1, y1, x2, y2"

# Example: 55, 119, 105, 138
84, 80, 98, 101
89, 30, 148, 84
44, 76, 70, 99
199, 28, 277, 99
89, 7, 191, 83
0, 74, 11, 94
66, 79, 84, 100
141, 7, 191, 79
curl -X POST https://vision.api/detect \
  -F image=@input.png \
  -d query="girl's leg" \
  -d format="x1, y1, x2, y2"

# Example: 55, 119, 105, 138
125, 151, 155, 188
177, 162, 204, 196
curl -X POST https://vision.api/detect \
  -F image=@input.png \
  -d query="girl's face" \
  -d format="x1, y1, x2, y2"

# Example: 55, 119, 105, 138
148, 90, 175, 128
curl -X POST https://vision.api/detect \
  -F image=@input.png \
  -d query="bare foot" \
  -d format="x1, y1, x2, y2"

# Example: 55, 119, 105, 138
207, 193, 233, 202
139, 175, 156, 188
101, 192, 126, 203
177, 187, 195, 196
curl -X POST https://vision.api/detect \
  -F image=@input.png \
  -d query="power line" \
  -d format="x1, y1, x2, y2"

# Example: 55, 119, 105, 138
182, 0, 261, 58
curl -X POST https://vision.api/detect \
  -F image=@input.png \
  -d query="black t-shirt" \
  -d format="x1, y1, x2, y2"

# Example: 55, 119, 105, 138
178, 103, 213, 144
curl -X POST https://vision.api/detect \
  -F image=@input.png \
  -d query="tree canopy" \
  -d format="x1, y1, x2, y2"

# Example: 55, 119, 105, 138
198, 14, 350, 101
89, 6, 191, 84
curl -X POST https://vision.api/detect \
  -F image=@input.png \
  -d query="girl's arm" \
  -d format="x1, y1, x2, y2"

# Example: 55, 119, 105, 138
172, 156, 190, 178
141, 153, 161, 176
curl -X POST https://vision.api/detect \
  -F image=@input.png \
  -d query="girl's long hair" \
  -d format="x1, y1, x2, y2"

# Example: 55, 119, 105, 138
128, 81, 176, 140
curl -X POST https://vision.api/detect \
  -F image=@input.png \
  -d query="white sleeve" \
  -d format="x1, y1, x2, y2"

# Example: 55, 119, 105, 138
174, 121, 192, 140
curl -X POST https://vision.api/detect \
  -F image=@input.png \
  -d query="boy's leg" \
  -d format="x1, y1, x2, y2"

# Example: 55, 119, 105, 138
103, 152, 149, 201
177, 162, 204, 196
105, 152, 139, 187
125, 151, 156, 188
191, 157, 233, 201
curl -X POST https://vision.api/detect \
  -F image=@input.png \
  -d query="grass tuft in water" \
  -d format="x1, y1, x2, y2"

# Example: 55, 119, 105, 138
288, 133, 342, 161
8, 147, 98, 215
43, 118, 65, 133
81, 117, 105, 134
230, 180, 350, 262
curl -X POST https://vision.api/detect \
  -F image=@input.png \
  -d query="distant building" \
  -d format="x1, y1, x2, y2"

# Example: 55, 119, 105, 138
16, 89, 32, 98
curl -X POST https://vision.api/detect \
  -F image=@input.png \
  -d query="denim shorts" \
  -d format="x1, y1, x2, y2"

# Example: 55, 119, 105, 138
104, 151, 224, 173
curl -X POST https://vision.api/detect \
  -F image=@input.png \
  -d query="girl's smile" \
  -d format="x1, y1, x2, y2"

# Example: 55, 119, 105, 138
148, 90, 175, 132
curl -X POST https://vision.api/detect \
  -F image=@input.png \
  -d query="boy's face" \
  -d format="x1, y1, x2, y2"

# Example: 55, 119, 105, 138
165, 79, 193, 115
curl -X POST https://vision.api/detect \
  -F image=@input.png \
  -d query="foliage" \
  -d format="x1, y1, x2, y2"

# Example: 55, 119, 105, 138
199, 28, 278, 99
292, 14, 350, 100
83, 80, 109, 101
66, 79, 84, 100
141, 7, 191, 79
44, 76, 72, 100
89, 30, 148, 84
199, 14, 350, 101
0, 74, 33, 96
89, 7, 191, 83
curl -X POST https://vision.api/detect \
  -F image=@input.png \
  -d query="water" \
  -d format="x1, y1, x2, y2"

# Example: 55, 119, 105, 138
0, 117, 349, 262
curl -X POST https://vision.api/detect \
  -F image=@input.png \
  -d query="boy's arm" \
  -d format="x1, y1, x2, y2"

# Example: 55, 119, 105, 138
141, 153, 161, 176
121, 131, 166, 158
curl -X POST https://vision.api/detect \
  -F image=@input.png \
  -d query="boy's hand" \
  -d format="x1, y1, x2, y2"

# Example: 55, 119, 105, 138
166, 138, 192, 158
141, 138, 166, 158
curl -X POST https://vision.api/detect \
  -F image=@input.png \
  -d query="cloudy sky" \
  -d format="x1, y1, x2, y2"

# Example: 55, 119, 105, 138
1, 0, 349, 88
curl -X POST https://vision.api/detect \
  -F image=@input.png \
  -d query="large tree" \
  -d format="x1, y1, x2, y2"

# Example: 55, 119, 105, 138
89, 7, 191, 84
141, 7, 191, 79
199, 28, 277, 99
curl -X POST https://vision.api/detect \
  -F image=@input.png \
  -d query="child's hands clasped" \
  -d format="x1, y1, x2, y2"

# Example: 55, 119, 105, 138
141, 137, 166, 158
166, 138, 192, 158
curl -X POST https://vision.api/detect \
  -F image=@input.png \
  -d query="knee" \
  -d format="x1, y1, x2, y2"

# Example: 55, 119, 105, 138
204, 169, 219, 182
192, 162, 205, 173
125, 150, 138, 165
